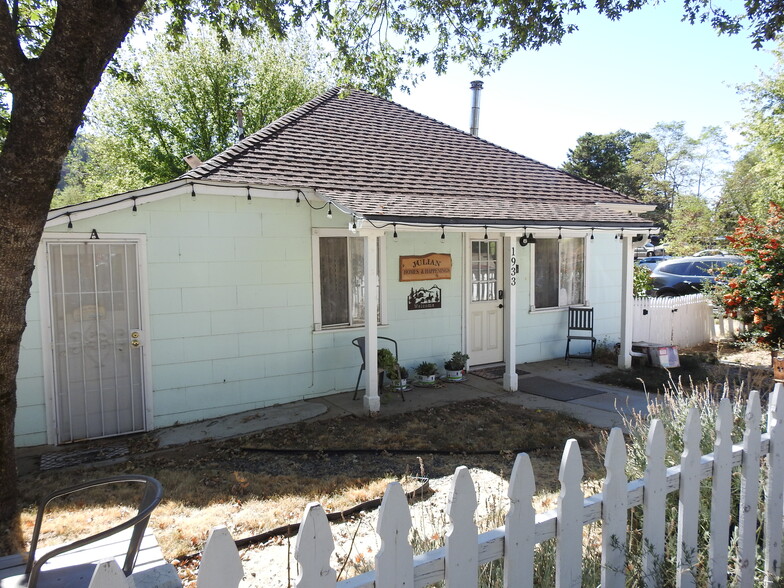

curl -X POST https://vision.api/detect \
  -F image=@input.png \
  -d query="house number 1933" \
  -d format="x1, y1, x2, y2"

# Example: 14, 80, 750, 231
509, 246, 517, 286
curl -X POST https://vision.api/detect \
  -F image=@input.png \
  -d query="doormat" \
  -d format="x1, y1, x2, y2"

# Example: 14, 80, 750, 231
517, 376, 602, 401
40, 445, 129, 471
470, 366, 530, 380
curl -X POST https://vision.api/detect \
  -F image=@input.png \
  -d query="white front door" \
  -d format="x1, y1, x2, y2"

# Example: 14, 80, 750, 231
468, 238, 504, 365
46, 240, 148, 443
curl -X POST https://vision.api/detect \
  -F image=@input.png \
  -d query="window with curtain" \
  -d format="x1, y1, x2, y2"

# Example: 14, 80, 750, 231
534, 237, 585, 309
317, 236, 381, 328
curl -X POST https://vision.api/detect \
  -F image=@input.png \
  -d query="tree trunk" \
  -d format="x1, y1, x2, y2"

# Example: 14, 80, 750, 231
0, 0, 145, 553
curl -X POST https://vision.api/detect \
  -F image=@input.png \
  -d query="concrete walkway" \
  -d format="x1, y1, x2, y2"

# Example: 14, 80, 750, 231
17, 358, 653, 474
153, 358, 650, 448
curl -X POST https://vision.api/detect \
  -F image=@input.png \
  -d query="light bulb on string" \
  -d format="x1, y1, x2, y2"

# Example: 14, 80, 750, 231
393, 223, 398, 241
327, 202, 332, 219
131, 197, 138, 215
590, 228, 595, 240
483, 226, 488, 240
247, 187, 252, 203
296, 192, 301, 206
440, 225, 445, 242
191, 184, 196, 198
67, 213, 73, 229
558, 227, 562, 240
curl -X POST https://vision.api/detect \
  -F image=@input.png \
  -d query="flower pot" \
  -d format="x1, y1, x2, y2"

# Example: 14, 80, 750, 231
445, 369, 464, 381
774, 351, 784, 383
419, 374, 437, 383
392, 378, 408, 390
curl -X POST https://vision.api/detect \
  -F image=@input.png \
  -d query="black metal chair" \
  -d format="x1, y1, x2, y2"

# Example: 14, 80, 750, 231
23, 475, 163, 587
565, 307, 597, 364
352, 336, 400, 400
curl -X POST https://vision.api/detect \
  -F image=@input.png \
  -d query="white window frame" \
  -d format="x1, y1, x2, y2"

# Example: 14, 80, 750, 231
529, 235, 589, 312
311, 229, 387, 331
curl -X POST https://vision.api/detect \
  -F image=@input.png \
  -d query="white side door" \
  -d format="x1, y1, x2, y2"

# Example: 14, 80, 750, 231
468, 238, 504, 365
45, 239, 148, 443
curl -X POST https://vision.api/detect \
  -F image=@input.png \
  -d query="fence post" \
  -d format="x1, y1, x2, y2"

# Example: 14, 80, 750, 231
738, 390, 761, 588
708, 398, 733, 587
88, 559, 127, 588
295, 502, 336, 588
556, 439, 584, 588
642, 420, 666, 582
198, 526, 243, 588
504, 453, 535, 588
445, 466, 478, 588
677, 408, 701, 588
765, 383, 784, 584
375, 481, 414, 588
601, 428, 627, 588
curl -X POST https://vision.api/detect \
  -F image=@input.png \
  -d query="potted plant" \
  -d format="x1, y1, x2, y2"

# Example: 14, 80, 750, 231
444, 351, 469, 382
415, 361, 439, 383
378, 348, 407, 390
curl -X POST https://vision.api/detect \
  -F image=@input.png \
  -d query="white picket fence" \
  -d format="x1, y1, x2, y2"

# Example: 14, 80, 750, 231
85, 384, 784, 588
632, 294, 744, 347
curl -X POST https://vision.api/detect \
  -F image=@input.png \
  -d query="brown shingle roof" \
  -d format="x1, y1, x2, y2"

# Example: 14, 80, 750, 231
182, 88, 652, 227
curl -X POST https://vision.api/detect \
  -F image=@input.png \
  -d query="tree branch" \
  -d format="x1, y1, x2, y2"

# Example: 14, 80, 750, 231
0, 2, 28, 91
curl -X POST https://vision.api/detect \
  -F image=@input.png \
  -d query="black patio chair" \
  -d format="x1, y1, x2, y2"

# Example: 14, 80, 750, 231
565, 306, 597, 364
352, 336, 401, 400
23, 475, 163, 587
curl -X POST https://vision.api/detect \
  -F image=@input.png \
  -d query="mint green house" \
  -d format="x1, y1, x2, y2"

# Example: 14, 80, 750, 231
15, 88, 654, 447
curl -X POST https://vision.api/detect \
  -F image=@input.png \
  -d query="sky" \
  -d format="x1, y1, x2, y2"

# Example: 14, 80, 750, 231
391, 2, 778, 168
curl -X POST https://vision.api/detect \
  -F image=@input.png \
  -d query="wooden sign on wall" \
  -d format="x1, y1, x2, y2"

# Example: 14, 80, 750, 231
399, 253, 452, 282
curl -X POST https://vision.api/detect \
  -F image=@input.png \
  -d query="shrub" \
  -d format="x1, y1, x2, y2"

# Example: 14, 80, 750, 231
713, 202, 784, 349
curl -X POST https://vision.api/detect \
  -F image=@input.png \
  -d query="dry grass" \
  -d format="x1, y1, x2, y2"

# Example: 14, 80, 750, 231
13, 398, 605, 559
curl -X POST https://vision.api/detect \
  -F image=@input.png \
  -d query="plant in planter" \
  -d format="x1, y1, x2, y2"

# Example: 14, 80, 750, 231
415, 361, 439, 383
444, 351, 469, 382
378, 348, 407, 389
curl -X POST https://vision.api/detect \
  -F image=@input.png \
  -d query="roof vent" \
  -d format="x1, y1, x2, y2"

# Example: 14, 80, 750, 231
183, 154, 202, 169
470, 80, 483, 137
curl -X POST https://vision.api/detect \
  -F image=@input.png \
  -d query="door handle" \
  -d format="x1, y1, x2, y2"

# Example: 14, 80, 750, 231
498, 303, 504, 309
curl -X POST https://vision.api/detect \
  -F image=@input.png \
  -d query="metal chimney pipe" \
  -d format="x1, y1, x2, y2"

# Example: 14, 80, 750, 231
470, 80, 483, 136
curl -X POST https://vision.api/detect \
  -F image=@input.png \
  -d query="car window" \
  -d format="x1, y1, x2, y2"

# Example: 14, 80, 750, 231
691, 262, 714, 276
660, 262, 692, 275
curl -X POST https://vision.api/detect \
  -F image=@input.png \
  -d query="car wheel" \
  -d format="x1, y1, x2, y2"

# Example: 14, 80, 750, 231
656, 289, 678, 298
646, 251, 654, 257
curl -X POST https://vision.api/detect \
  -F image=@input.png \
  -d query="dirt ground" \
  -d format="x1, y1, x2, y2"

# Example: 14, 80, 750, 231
13, 398, 607, 563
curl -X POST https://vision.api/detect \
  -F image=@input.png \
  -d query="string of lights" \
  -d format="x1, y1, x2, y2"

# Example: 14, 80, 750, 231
47, 179, 656, 243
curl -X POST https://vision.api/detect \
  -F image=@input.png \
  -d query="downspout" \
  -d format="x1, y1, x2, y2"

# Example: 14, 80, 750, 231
470, 80, 483, 137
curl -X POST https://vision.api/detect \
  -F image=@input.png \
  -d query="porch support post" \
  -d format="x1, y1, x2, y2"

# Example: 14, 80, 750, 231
502, 234, 518, 391
363, 233, 381, 413
618, 233, 634, 369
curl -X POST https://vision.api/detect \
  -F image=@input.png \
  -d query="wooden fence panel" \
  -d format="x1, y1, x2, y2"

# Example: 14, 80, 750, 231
445, 466, 478, 588
765, 384, 784, 584
677, 408, 701, 588
88, 559, 127, 588
375, 482, 414, 588
738, 391, 761, 587
632, 294, 716, 347
503, 453, 535, 588
296, 502, 337, 588
601, 428, 627, 588
198, 526, 243, 588
642, 419, 666, 581
556, 439, 584, 588
708, 398, 733, 587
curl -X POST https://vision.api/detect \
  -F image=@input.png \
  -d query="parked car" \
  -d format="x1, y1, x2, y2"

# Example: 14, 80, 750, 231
636, 255, 671, 270
650, 255, 743, 297
634, 241, 667, 259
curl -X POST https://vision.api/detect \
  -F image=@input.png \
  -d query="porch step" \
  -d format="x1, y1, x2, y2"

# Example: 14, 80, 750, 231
0, 527, 179, 587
